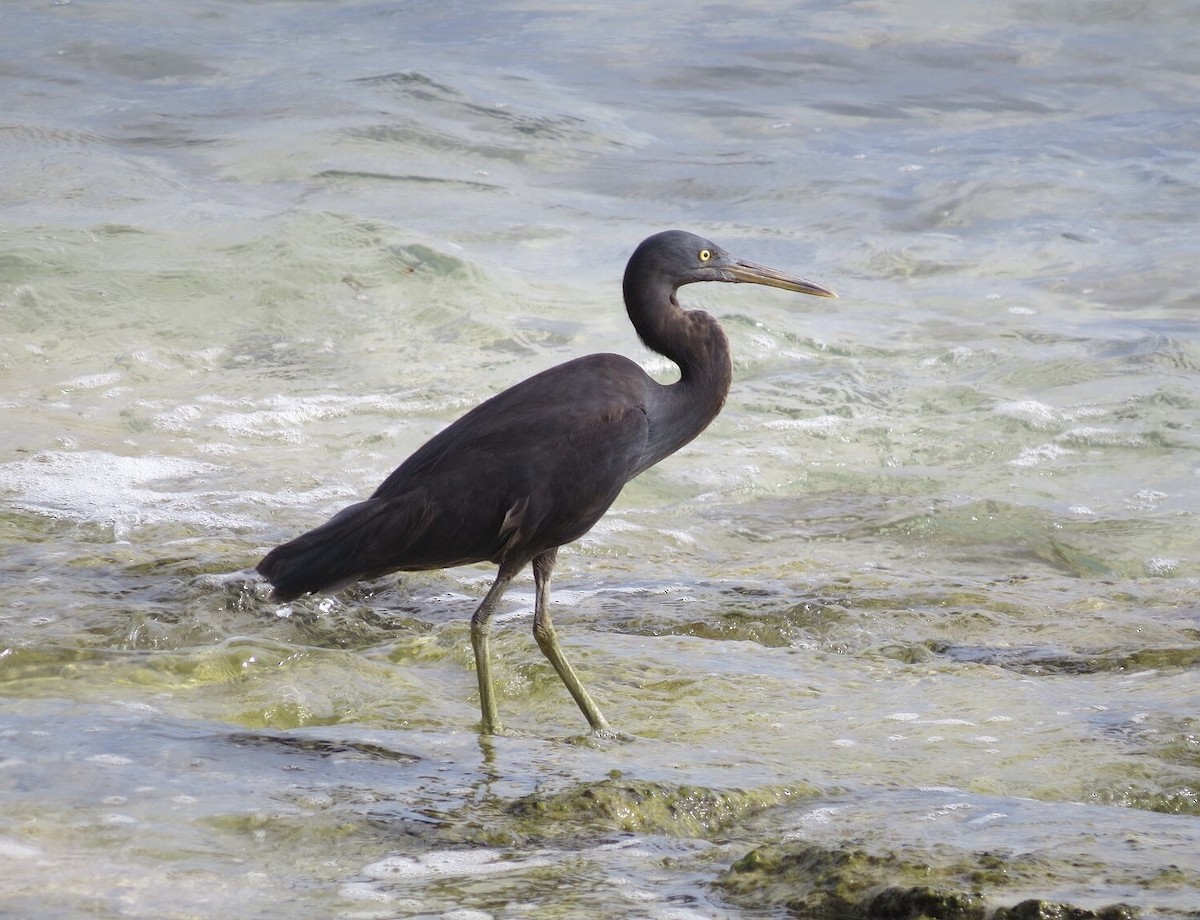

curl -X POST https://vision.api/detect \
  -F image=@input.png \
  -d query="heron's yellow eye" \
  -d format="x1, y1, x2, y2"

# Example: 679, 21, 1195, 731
698, 249, 712, 262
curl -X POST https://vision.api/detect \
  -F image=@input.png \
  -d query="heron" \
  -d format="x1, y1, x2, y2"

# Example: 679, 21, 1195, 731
257, 230, 836, 734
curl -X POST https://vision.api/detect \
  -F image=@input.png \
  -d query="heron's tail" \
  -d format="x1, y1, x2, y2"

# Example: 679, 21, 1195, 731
257, 498, 403, 602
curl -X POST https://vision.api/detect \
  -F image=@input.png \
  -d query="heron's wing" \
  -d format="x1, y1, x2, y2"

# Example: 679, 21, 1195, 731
373, 353, 651, 499
367, 354, 653, 560
260, 354, 657, 597
387, 396, 650, 565
502, 400, 650, 553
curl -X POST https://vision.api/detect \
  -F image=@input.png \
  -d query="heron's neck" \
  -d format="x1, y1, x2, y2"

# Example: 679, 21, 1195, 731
625, 279, 733, 459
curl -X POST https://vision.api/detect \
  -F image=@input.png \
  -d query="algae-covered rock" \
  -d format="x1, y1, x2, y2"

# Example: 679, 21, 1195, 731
718, 841, 984, 919
990, 899, 1138, 920
717, 841, 1139, 920
508, 778, 814, 838
867, 885, 986, 919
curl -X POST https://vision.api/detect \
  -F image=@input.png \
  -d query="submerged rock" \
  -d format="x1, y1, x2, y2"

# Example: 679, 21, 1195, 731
508, 777, 816, 838
990, 900, 1138, 920
716, 841, 1138, 919
718, 842, 982, 918
867, 885, 986, 919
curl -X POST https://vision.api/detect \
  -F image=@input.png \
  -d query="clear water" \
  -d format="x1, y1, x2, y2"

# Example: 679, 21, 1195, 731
2, 1, 1198, 917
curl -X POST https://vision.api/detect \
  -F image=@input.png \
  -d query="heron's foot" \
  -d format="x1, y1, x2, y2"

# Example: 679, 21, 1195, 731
562, 725, 635, 746
478, 715, 505, 736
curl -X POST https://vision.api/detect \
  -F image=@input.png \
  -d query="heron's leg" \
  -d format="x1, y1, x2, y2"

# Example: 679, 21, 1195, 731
531, 549, 610, 731
470, 566, 517, 735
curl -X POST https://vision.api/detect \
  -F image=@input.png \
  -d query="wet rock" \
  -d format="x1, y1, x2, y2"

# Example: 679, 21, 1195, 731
989, 900, 1138, 920
507, 778, 814, 838
718, 841, 984, 918
867, 885, 986, 919
717, 841, 1139, 920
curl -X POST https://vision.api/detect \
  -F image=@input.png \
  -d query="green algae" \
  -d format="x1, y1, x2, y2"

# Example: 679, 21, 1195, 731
508, 777, 819, 838
990, 901, 1138, 920
717, 841, 1139, 920
719, 842, 980, 919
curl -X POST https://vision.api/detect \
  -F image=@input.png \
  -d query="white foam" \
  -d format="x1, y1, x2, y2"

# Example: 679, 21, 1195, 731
784, 806, 842, 836
204, 392, 419, 443
1126, 489, 1167, 510
151, 404, 204, 432
0, 450, 253, 532
58, 371, 122, 392
1010, 443, 1073, 467
1056, 427, 1143, 448
363, 847, 552, 881
920, 345, 974, 367
995, 400, 1058, 426
1143, 557, 1178, 576
765, 414, 843, 437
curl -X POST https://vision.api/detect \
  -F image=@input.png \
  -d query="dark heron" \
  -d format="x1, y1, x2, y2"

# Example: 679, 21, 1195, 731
257, 230, 836, 734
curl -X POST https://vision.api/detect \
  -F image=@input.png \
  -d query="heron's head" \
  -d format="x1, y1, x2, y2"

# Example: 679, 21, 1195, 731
628, 230, 836, 298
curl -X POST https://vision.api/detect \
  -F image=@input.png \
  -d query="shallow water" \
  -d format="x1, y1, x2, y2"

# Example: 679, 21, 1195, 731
2, 1, 1199, 917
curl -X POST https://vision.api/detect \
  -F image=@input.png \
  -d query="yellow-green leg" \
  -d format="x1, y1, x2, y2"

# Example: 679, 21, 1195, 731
530, 549, 610, 732
470, 567, 516, 735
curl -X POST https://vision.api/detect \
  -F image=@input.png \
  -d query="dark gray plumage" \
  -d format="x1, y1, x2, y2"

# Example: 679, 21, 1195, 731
257, 230, 836, 733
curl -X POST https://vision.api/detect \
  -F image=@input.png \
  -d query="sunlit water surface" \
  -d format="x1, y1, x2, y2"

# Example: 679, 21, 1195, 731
2, 1, 1198, 918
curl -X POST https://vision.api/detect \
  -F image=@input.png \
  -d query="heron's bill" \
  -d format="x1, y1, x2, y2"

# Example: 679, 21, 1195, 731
727, 259, 837, 298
